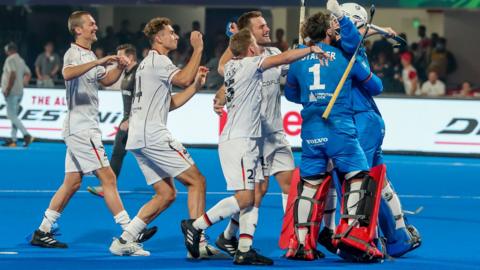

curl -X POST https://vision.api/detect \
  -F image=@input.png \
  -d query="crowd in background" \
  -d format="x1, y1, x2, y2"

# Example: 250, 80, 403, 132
2, 18, 478, 98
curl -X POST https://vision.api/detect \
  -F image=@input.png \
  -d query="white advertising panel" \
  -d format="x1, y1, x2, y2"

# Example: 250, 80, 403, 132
1, 88, 479, 155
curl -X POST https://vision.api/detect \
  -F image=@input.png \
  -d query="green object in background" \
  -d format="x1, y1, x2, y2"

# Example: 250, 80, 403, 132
398, 0, 480, 8
412, 18, 421, 28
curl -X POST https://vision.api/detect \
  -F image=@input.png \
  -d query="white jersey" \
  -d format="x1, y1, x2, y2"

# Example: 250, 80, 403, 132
62, 43, 106, 137
220, 56, 265, 142
126, 50, 180, 150
260, 47, 288, 135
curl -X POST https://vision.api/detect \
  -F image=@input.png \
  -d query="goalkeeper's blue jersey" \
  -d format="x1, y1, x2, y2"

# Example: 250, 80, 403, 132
285, 42, 381, 140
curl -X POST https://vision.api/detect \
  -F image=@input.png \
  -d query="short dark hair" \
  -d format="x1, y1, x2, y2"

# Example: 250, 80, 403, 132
117, 43, 137, 58
4, 42, 17, 52
143, 17, 172, 44
68, 11, 91, 36
301, 12, 330, 43
237, 11, 262, 30
230, 28, 254, 57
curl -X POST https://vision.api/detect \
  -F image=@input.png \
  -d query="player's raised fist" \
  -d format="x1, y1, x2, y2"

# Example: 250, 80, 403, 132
190, 31, 204, 51
194, 66, 209, 89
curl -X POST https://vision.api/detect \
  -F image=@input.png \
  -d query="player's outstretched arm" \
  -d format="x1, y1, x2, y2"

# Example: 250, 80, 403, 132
63, 55, 118, 81
218, 47, 234, 77
218, 21, 237, 76
338, 16, 362, 54
352, 60, 383, 96
170, 66, 209, 111
261, 46, 328, 71
172, 31, 203, 88
100, 55, 130, 86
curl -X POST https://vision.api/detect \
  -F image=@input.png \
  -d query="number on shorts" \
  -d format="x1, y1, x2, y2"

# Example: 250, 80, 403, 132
247, 169, 254, 180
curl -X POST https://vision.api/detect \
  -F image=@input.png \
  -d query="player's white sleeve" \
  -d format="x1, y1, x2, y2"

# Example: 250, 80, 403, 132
62, 48, 80, 71
156, 55, 180, 84
249, 55, 266, 73
96, 64, 107, 80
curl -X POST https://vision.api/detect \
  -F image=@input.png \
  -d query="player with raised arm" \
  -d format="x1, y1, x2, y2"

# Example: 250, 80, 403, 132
181, 28, 328, 265
319, 0, 421, 257
109, 17, 220, 258
29, 11, 149, 256
280, 11, 385, 262
212, 11, 297, 257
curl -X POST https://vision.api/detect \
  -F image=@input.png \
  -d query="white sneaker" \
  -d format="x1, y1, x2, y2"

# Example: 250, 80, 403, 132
109, 238, 150, 256
187, 242, 230, 259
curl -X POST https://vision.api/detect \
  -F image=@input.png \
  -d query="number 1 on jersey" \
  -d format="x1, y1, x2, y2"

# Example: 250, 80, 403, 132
309, 64, 325, 90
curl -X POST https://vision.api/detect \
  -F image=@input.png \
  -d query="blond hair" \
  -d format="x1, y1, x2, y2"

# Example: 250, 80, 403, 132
68, 11, 91, 37
229, 28, 254, 57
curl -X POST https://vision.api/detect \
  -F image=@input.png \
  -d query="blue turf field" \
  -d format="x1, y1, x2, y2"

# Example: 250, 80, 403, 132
0, 142, 479, 270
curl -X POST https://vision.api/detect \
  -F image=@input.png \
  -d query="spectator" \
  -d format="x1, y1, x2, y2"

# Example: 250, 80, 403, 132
420, 70, 446, 96
204, 44, 225, 89
98, 26, 118, 55
273, 28, 289, 52
400, 52, 419, 96
428, 37, 449, 80
116, 19, 134, 45
372, 52, 395, 92
1, 42, 33, 147
455, 81, 479, 97
133, 22, 150, 57
170, 24, 188, 66
417, 25, 430, 51
34, 41, 60, 88
94, 46, 105, 59
371, 36, 394, 64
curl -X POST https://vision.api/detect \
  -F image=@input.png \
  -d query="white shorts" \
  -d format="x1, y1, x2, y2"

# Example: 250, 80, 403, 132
218, 138, 262, 191
64, 129, 110, 174
259, 132, 295, 178
130, 138, 194, 185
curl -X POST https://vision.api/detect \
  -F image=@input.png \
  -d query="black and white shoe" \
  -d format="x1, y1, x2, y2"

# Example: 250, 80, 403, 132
234, 248, 274, 265
30, 229, 67, 248
137, 226, 158, 243
215, 232, 238, 257
181, 219, 202, 259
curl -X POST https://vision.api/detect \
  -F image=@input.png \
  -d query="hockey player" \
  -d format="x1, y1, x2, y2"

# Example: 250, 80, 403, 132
280, 11, 385, 262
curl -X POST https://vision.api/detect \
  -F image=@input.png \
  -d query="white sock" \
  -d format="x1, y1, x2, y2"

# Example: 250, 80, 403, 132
121, 216, 146, 242
39, 209, 60, 233
193, 196, 240, 230
323, 188, 337, 230
297, 186, 317, 245
238, 206, 259, 252
114, 210, 131, 230
382, 182, 406, 229
223, 212, 240, 240
282, 193, 288, 213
